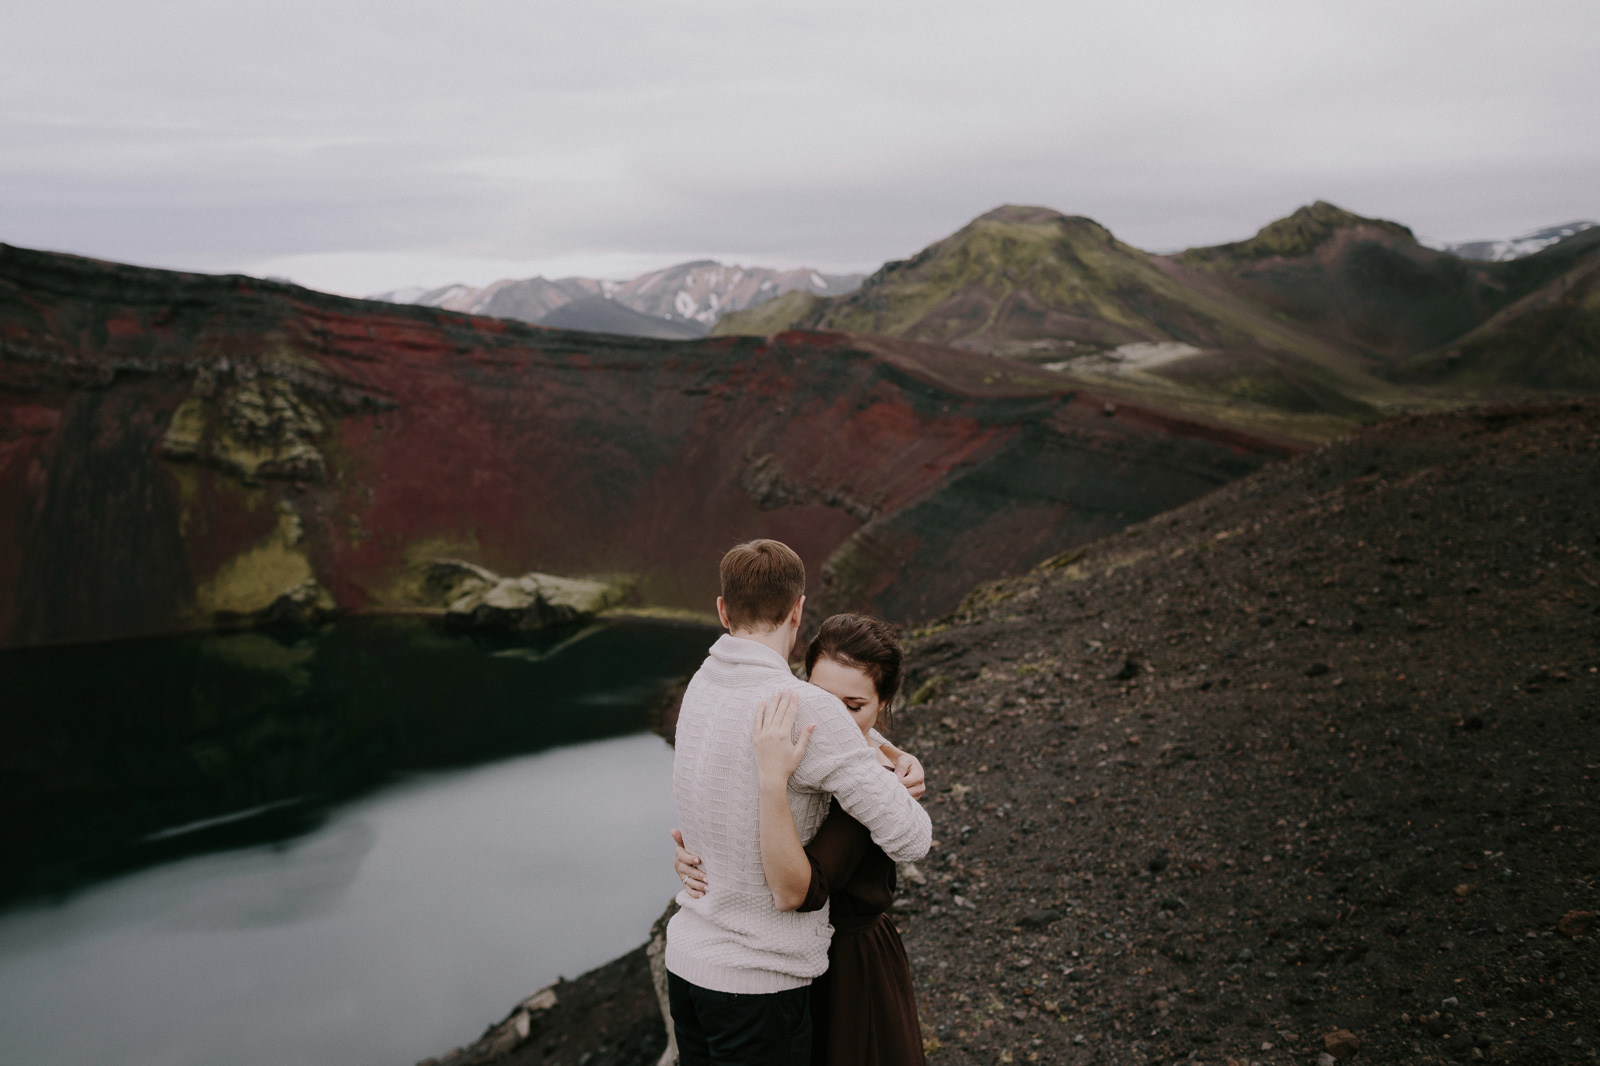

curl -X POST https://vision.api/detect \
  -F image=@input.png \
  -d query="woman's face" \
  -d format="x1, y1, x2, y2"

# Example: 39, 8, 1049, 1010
809, 656, 882, 736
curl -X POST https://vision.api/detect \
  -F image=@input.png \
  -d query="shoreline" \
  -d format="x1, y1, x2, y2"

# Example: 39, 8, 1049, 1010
0, 606, 722, 654
418, 907, 676, 1066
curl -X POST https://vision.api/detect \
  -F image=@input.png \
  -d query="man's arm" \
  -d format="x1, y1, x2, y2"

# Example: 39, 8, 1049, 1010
790, 687, 931, 863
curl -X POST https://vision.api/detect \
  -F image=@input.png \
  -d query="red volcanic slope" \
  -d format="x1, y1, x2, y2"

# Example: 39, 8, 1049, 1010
0, 244, 1300, 648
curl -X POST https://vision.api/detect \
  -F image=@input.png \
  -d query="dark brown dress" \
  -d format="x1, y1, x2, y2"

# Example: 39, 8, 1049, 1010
797, 796, 926, 1066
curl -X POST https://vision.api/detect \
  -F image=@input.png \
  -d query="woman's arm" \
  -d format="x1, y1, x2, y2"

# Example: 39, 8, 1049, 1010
754, 690, 816, 912
794, 799, 871, 912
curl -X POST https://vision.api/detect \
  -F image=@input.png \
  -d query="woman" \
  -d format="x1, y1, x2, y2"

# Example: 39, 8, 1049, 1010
673, 614, 926, 1066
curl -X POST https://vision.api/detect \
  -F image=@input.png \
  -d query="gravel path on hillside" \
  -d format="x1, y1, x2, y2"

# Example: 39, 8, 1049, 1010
891, 400, 1599, 1066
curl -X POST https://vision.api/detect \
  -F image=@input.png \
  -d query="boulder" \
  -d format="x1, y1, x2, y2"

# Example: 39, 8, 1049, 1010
215, 579, 337, 629
1558, 910, 1594, 937
416, 558, 635, 632
1324, 1028, 1362, 1059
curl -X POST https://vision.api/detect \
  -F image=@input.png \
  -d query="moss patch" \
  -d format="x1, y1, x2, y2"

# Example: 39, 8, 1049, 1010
709, 290, 825, 337
1187, 200, 1415, 262
195, 505, 317, 617
909, 674, 951, 705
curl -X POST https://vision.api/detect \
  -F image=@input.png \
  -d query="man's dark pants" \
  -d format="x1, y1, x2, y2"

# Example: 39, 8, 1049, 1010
667, 971, 812, 1066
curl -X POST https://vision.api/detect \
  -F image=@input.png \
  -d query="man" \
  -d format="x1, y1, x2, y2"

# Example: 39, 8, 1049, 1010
666, 539, 932, 1065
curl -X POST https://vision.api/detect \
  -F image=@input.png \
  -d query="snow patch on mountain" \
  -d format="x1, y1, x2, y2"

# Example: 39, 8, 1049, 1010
368, 283, 478, 307
1440, 221, 1598, 262
366, 260, 864, 337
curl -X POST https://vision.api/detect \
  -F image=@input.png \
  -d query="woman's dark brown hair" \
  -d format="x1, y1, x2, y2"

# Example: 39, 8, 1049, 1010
804, 613, 905, 732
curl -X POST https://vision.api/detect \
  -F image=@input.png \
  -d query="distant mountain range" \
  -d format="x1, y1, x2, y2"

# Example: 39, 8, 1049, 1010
365, 204, 1598, 441
713, 202, 1600, 439
369, 260, 863, 338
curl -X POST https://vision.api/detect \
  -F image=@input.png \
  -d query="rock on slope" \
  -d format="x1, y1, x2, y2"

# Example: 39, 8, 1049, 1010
439, 398, 1600, 1066
0, 243, 1293, 648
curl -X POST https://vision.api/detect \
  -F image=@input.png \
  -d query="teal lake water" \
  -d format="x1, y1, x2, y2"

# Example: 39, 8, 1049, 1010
0, 618, 714, 1066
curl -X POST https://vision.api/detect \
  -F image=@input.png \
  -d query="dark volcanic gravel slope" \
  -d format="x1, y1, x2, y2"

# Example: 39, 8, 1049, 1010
891, 399, 1599, 1066
413, 399, 1599, 1066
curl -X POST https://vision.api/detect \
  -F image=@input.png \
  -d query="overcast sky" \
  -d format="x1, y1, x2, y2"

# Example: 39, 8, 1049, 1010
3, 0, 1596, 296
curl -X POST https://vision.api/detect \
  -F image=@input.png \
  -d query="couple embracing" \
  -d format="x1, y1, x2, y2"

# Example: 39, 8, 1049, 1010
665, 539, 932, 1065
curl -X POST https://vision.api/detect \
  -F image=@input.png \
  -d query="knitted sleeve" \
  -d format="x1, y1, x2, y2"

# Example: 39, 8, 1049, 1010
789, 685, 932, 863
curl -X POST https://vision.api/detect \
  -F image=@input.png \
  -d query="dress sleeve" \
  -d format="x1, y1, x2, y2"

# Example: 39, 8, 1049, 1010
794, 798, 874, 913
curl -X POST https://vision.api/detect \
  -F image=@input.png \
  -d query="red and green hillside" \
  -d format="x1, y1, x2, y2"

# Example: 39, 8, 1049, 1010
0, 244, 1295, 649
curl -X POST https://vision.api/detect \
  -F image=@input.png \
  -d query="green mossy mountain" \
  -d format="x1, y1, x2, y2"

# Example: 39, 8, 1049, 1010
1191, 199, 1417, 260
714, 202, 1600, 439
707, 289, 824, 338
780, 205, 1264, 353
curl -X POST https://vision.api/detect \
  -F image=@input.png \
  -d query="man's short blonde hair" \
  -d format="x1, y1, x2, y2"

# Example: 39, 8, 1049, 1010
719, 540, 806, 630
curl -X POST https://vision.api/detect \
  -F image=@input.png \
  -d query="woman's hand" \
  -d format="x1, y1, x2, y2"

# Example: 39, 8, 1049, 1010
670, 828, 707, 898
752, 691, 816, 912
877, 739, 927, 800
753, 690, 814, 790
893, 751, 927, 800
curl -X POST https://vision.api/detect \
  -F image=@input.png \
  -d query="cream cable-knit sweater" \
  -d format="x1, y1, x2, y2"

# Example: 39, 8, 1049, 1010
665, 633, 933, 994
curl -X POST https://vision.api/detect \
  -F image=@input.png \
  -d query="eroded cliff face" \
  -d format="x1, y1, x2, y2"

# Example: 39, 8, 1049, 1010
0, 244, 1299, 648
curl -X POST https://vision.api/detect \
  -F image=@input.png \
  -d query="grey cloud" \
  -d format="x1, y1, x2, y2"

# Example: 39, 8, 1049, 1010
1, 0, 1595, 293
